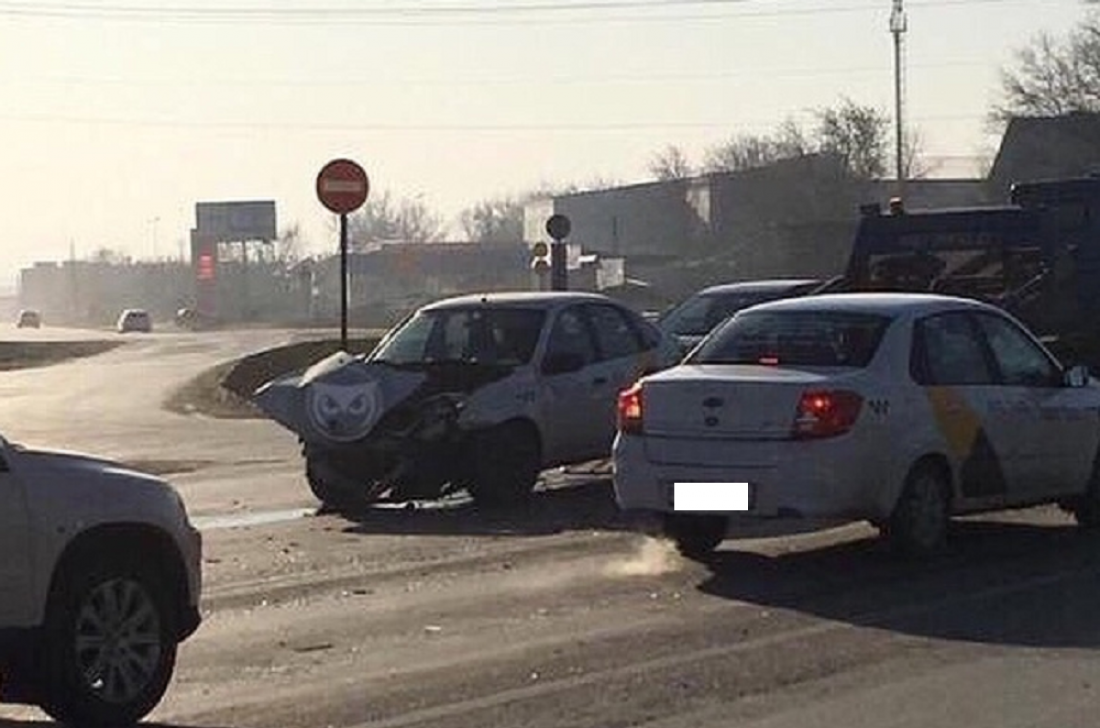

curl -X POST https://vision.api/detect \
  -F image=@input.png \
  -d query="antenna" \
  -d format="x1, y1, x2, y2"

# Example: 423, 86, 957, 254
891, 0, 908, 197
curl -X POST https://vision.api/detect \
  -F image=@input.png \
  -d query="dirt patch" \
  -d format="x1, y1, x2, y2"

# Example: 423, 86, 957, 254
0, 340, 122, 370
164, 336, 382, 420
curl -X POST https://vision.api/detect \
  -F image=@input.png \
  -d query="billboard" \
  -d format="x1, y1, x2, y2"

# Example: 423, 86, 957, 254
195, 200, 277, 242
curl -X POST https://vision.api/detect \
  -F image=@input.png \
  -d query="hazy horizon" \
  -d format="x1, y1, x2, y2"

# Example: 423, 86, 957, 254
0, 0, 1089, 292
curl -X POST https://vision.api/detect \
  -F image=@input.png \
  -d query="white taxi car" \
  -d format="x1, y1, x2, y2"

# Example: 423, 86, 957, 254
256, 291, 682, 511
613, 293, 1100, 558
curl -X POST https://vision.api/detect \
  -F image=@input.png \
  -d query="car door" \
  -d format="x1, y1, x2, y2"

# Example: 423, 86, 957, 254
537, 305, 602, 464
911, 312, 1014, 506
972, 311, 1100, 498
580, 303, 652, 457
0, 450, 32, 625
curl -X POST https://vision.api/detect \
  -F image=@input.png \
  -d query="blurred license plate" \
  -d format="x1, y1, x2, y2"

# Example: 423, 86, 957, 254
673, 482, 751, 512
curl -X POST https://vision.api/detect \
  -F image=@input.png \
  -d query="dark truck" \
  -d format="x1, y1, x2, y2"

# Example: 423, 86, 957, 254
828, 176, 1100, 371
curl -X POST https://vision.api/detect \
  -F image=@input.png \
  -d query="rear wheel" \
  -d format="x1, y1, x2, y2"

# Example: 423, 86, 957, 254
1071, 453, 1100, 528
886, 462, 951, 558
468, 423, 541, 508
664, 513, 727, 560
38, 552, 178, 727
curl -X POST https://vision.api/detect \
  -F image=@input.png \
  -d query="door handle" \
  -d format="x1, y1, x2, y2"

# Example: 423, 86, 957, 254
593, 376, 608, 386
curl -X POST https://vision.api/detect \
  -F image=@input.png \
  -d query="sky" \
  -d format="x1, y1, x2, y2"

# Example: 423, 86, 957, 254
0, 0, 1092, 292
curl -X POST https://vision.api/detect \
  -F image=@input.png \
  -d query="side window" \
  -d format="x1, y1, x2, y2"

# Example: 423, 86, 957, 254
585, 304, 643, 361
629, 311, 663, 351
973, 313, 1061, 387
911, 313, 995, 386
543, 306, 598, 371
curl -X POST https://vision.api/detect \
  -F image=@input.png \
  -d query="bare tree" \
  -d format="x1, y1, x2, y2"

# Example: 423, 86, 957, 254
814, 97, 890, 180
347, 190, 445, 248
994, 15, 1100, 121
900, 128, 931, 180
460, 197, 525, 243
275, 223, 304, 264
774, 117, 813, 158
702, 133, 789, 173
648, 145, 694, 180
88, 247, 131, 265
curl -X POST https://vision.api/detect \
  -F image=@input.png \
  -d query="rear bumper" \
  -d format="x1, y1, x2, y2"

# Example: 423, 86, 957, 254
612, 432, 884, 520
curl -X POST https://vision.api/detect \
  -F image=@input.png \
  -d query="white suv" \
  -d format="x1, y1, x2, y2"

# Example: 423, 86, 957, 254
0, 437, 202, 726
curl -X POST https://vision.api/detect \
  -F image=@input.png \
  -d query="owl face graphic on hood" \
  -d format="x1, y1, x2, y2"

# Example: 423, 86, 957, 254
305, 380, 383, 442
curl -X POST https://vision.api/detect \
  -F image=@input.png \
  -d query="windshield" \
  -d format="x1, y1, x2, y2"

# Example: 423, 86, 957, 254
689, 310, 892, 367
662, 290, 796, 337
372, 307, 546, 366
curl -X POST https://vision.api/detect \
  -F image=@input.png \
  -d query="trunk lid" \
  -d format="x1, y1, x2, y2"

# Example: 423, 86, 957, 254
641, 364, 864, 440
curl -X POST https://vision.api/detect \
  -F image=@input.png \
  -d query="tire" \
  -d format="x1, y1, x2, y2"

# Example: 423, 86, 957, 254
37, 552, 179, 727
887, 462, 951, 558
664, 513, 727, 560
306, 453, 364, 514
468, 423, 541, 508
1071, 454, 1100, 528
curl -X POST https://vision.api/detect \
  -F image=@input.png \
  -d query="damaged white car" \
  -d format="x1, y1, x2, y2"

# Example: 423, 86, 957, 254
255, 291, 680, 512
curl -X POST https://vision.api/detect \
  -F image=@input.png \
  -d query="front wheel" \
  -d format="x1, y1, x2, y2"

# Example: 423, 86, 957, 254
305, 451, 366, 513
664, 513, 727, 560
467, 423, 542, 508
38, 554, 179, 727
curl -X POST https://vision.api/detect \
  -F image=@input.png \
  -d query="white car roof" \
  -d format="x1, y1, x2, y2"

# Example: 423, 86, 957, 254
420, 291, 617, 312
743, 292, 1006, 319
697, 279, 821, 296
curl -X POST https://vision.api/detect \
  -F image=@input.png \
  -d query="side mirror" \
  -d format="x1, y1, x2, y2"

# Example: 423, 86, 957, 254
1064, 364, 1091, 388
541, 352, 586, 376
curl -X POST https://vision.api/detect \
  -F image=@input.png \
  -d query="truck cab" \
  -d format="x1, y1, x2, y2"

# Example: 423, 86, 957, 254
834, 176, 1100, 370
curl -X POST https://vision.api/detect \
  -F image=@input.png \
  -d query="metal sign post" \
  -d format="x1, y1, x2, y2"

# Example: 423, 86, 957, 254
340, 213, 349, 349
316, 158, 370, 351
545, 214, 572, 292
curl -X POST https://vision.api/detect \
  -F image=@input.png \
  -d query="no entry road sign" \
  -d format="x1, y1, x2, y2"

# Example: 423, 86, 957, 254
316, 158, 370, 215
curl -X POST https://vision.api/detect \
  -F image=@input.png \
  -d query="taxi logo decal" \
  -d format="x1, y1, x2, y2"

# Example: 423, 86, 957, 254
925, 387, 1006, 497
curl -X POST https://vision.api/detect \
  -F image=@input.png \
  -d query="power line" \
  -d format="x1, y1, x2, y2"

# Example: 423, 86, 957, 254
0, 60, 991, 89
0, 0, 1062, 24
0, 110, 992, 131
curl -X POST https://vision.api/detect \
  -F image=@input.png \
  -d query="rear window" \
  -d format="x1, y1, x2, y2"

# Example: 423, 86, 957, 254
661, 290, 793, 337
688, 310, 892, 368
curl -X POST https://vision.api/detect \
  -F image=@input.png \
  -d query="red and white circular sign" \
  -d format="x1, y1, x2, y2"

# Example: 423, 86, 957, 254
316, 158, 370, 214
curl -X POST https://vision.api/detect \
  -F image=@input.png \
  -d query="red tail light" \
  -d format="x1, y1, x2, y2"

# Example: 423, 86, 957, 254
792, 389, 863, 439
617, 382, 645, 435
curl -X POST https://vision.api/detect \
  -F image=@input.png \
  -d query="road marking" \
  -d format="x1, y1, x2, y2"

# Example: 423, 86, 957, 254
192, 507, 314, 530
344, 565, 1097, 728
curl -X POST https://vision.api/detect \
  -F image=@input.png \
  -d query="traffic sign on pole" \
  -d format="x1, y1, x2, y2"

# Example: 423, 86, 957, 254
317, 158, 370, 350
545, 214, 571, 291
316, 159, 370, 215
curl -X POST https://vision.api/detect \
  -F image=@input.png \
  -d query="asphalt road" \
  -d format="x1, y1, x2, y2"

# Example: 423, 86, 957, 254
1, 327, 1099, 728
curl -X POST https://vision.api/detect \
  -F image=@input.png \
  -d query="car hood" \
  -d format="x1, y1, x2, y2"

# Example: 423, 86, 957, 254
8, 444, 171, 490
252, 351, 516, 444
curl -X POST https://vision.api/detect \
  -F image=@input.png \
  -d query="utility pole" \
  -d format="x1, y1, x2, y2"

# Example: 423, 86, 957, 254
891, 0, 908, 198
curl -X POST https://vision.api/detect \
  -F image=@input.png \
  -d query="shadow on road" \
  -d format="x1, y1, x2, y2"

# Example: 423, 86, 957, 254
341, 477, 641, 538
697, 518, 1100, 649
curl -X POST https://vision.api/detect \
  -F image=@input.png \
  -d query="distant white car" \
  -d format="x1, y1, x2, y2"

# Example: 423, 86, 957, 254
117, 308, 153, 333
0, 437, 202, 726
15, 309, 41, 329
613, 293, 1100, 558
